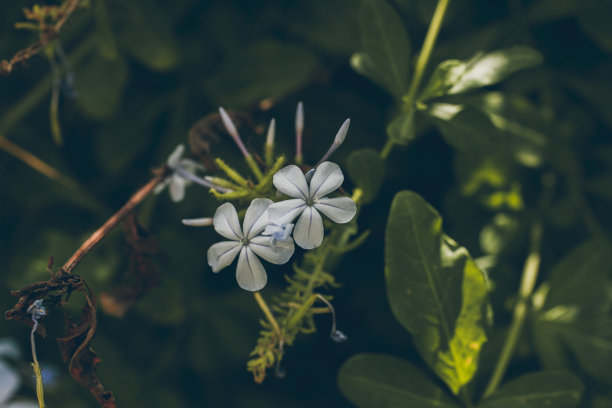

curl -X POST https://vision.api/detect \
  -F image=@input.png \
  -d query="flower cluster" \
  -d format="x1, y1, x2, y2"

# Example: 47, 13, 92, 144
174, 103, 357, 291
206, 162, 356, 291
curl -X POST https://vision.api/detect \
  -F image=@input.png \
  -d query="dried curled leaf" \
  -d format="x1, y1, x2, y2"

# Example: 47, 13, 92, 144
5, 268, 116, 407
100, 214, 159, 317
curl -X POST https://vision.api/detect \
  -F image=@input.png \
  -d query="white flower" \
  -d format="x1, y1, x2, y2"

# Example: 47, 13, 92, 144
154, 144, 207, 202
267, 162, 357, 249
207, 199, 295, 291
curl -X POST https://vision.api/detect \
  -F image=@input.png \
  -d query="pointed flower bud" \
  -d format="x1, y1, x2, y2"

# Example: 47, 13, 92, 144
295, 102, 304, 163
219, 107, 250, 158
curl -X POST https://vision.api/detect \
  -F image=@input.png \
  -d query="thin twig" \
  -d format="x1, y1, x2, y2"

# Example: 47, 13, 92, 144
0, 134, 77, 187
0, 0, 82, 75
61, 172, 166, 274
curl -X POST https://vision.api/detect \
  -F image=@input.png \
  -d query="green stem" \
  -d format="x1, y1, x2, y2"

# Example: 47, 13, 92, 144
483, 222, 543, 398
254, 292, 281, 337
380, 139, 395, 159
403, 0, 450, 106
381, 0, 451, 159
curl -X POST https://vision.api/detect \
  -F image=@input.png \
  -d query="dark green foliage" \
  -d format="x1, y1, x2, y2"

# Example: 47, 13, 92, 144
1, 0, 612, 407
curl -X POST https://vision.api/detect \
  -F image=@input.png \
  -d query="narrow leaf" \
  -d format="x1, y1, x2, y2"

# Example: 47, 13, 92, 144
385, 191, 490, 394
478, 371, 583, 408
338, 354, 460, 408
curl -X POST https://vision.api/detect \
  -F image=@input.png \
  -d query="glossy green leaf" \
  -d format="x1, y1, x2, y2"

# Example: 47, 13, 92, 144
75, 54, 128, 120
542, 239, 612, 312
385, 191, 490, 394
116, 0, 179, 71
419, 47, 542, 101
427, 104, 502, 150
338, 354, 460, 408
347, 148, 385, 204
354, 0, 411, 97
478, 371, 583, 408
202, 41, 319, 107
386, 111, 416, 145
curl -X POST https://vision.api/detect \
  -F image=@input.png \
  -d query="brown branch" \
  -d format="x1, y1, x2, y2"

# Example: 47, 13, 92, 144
0, 0, 83, 75
61, 171, 167, 274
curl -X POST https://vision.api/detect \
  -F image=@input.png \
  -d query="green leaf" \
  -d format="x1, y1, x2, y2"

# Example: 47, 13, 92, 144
386, 111, 416, 145
478, 371, 583, 408
530, 320, 570, 370
542, 239, 612, 312
418, 60, 465, 101
385, 191, 490, 394
347, 148, 385, 204
586, 174, 612, 201
427, 104, 502, 150
354, 0, 411, 97
577, 0, 612, 54
473, 92, 549, 168
116, 0, 180, 71
202, 40, 319, 107
74, 54, 128, 120
560, 319, 612, 385
419, 47, 542, 100
338, 354, 461, 408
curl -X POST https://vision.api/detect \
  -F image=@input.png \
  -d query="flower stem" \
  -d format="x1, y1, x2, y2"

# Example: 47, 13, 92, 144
254, 292, 281, 338
482, 221, 543, 398
246, 154, 264, 181
30, 320, 46, 408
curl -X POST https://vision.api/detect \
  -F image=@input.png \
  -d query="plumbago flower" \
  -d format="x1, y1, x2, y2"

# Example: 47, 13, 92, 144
207, 199, 295, 291
268, 161, 357, 249
154, 144, 210, 202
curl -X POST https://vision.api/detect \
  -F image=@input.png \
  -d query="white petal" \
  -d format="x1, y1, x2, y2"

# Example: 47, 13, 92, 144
0, 361, 20, 405
273, 165, 309, 199
249, 235, 295, 264
167, 144, 185, 167
153, 178, 170, 195
309, 161, 344, 198
243, 198, 273, 238
213, 203, 243, 240
207, 241, 241, 273
236, 247, 267, 291
314, 197, 357, 223
268, 199, 307, 225
293, 207, 324, 249
169, 176, 187, 202
181, 217, 213, 227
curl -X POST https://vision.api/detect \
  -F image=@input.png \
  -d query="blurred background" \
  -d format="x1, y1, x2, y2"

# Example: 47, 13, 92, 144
1, 0, 611, 406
